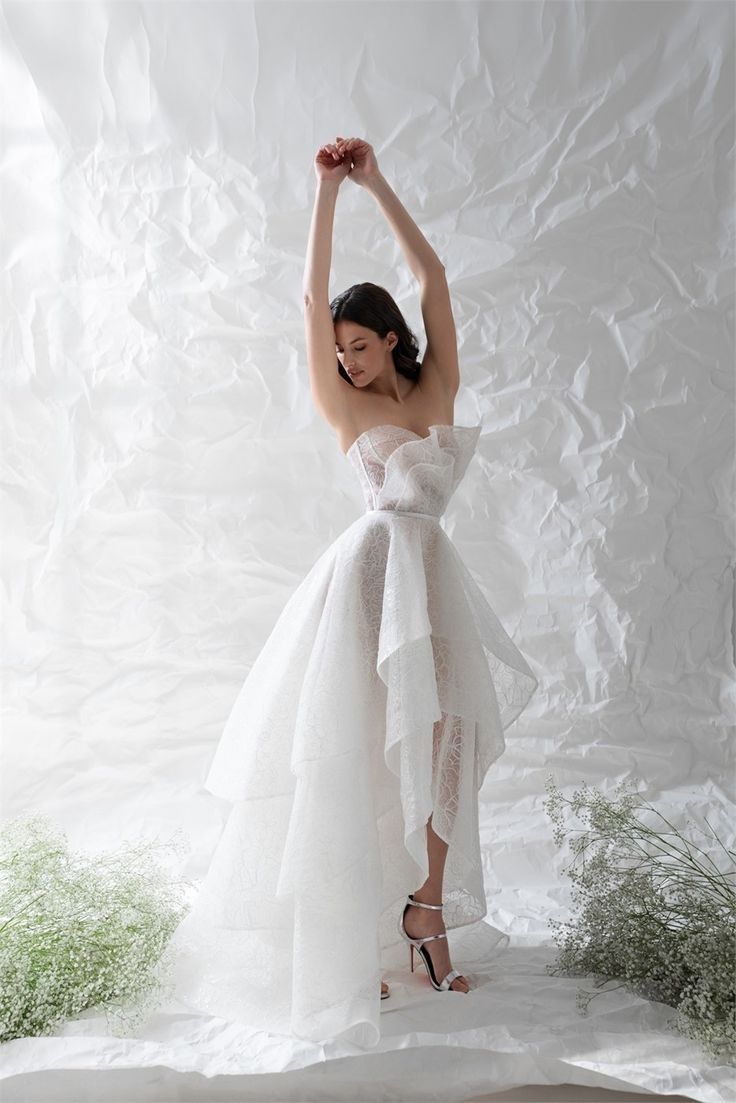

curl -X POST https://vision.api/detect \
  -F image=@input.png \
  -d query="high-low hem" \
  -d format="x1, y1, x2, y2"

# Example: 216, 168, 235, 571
166, 422, 538, 1046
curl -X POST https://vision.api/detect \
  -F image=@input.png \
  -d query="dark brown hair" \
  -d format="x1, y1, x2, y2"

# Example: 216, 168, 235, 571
330, 282, 421, 387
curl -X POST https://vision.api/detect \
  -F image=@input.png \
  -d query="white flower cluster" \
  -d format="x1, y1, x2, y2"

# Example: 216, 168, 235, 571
0, 813, 192, 1042
542, 775, 736, 1064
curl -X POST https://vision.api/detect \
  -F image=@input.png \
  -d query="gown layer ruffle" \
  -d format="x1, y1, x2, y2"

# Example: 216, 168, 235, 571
166, 422, 538, 1048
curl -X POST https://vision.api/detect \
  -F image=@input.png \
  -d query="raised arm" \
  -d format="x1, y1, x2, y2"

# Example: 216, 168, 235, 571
339, 138, 459, 397
302, 144, 353, 427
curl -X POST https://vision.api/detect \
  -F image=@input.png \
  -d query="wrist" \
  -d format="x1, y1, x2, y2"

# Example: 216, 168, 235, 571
362, 172, 386, 194
316, 177, 341, 194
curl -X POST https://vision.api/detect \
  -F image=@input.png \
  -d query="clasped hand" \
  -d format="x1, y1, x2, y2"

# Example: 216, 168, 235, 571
314, 137, 379, 187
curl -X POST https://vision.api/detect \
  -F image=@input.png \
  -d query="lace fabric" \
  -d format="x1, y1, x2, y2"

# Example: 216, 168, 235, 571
165, 422, 538, 1048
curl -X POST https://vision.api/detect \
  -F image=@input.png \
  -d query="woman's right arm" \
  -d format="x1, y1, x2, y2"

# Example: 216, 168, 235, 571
303, 145, 351, 426
302, 178, 340, 303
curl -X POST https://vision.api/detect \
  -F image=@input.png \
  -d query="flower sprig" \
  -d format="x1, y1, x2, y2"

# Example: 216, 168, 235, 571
543, 776, 736, 1064
0, 813, 192, 1043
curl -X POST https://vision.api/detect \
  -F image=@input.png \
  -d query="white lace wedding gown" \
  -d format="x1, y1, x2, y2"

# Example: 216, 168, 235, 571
166, 422, 538, 1049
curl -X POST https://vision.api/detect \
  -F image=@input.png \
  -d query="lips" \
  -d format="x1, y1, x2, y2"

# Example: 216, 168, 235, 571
348, 370, 363, 378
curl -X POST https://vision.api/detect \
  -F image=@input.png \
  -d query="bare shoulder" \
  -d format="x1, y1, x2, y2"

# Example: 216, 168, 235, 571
322, 403, 362, 455
328, 369, 455, 455
314, 379, 366, 453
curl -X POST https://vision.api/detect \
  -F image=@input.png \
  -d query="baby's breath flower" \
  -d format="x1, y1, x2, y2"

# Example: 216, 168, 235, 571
0, 813, 192, 1042
543, 775, 736, 1064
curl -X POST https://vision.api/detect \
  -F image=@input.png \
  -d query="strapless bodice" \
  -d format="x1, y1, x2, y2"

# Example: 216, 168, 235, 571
346, 422, 482, 518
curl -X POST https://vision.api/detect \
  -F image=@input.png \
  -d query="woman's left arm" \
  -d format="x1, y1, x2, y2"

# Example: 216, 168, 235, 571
363, 171, 445, 281
336, 137, 459, 396
361, 164, 459, 396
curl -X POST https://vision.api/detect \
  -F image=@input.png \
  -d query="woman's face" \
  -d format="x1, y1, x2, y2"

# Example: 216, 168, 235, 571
335, 321, 395, 386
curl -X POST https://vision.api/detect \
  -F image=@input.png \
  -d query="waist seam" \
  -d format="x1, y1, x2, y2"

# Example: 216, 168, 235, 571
366, 508, 441, 521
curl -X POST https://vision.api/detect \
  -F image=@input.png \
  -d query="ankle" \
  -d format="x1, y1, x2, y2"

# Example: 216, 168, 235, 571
411, 887, 443, 907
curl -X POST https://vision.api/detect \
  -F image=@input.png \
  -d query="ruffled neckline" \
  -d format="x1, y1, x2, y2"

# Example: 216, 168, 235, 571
346, 422, 481, 456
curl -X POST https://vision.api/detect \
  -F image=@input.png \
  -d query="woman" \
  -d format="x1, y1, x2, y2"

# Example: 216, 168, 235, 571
167, 138, 538, 1049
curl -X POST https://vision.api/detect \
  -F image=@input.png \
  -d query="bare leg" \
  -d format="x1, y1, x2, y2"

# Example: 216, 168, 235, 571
416, 812, 450, 898
402, 813, 470, 992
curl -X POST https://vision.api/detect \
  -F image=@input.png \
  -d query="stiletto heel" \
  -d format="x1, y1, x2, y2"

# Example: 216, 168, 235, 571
397, 893, 469, 992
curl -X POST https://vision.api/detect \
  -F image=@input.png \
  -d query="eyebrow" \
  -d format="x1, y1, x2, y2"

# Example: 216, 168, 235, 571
335, 338, 364, 347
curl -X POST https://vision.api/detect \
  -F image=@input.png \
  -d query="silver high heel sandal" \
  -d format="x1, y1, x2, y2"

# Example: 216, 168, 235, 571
397, 893, 468, 992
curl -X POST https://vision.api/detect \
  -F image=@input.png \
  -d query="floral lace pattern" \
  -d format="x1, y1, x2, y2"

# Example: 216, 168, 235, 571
165, 422, 538, 1049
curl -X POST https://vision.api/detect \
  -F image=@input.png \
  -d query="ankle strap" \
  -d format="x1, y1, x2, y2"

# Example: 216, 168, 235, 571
407, 893, 444, 910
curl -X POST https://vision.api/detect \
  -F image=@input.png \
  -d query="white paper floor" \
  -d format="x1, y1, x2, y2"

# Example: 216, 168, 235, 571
3, 935, 732, 1103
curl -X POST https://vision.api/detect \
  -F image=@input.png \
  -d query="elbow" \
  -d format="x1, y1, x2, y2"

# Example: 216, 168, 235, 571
419, 257, 446, 282
303, 291, 330, 312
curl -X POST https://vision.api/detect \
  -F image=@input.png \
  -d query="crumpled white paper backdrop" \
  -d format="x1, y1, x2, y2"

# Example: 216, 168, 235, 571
2, 1, 734, 1100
